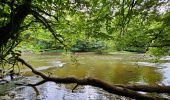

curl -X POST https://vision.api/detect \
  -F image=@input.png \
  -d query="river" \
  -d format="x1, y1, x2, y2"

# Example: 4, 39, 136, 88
0, 52, 170, 100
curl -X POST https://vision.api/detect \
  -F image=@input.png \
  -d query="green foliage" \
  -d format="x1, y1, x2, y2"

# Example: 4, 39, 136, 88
0, 0, 170, 59
148, 47, 169, 57
0, 50, 21, 77
71, 39, 107, 52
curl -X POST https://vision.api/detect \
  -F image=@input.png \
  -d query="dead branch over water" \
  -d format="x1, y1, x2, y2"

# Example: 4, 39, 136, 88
17, 57, 169, 100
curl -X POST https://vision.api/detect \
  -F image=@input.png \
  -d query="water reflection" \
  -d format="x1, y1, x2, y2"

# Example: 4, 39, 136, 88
158, 63, 170, 84
9, 81, 131, 100
11, 53, 170, 99
37, 53, 163, 85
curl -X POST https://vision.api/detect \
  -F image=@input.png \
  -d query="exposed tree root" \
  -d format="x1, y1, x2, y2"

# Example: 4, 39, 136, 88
17, 57, 169, 100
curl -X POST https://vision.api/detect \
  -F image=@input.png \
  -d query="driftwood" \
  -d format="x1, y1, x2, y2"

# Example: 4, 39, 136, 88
17, 57, 169, 100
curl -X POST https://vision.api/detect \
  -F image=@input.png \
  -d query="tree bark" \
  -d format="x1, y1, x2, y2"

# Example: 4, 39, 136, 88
115, 84, 170, 93
0, 0, 32, 46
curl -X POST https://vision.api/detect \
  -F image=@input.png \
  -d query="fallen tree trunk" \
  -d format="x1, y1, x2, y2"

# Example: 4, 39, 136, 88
115, 84, 170, 93
17, 57, 168, 100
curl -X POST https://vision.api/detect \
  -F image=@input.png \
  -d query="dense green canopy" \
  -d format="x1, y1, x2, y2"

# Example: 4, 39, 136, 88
0, 0, 170, 57
0, 0, 170, 99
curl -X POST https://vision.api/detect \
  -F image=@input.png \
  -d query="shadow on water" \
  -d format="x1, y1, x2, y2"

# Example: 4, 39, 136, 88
1, 52, 170, 100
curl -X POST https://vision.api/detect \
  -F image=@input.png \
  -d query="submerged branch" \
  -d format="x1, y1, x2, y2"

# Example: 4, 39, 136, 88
17, 57, 168, 100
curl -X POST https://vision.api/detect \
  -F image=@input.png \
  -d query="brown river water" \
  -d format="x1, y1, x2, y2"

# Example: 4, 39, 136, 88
0, 52, 170, 100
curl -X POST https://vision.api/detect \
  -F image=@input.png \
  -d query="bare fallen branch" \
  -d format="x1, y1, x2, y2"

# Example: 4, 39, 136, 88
115, 84, 170, 93
17, 57, 168, 100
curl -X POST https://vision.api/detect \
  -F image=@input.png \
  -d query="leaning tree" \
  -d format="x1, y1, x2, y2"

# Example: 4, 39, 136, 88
0, 0, 170, 99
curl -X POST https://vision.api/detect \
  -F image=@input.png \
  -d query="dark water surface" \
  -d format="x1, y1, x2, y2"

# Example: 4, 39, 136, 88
1, 52, 170, 100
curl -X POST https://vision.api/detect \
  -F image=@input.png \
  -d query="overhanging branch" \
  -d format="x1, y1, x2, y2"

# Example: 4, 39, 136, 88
31, 6, 59, 21
30, 9, 65, 46
17, 57, 168, 100
20, 20, 37, 31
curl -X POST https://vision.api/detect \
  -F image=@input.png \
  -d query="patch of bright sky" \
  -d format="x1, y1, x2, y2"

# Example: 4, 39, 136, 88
158, 6, 170, 14
158, 0, 170, 14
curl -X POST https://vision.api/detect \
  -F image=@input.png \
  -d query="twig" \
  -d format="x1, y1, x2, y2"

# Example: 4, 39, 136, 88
72, 84, 78, 92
